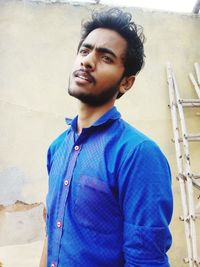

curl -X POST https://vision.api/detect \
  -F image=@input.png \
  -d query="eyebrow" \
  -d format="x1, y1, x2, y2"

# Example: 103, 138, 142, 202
80, 43, 117, 59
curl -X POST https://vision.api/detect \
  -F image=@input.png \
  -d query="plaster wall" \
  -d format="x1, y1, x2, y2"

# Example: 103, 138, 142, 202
0, 1, 200, 266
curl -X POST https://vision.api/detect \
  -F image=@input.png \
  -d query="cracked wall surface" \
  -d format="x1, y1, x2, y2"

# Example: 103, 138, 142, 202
0, 1, 200, 266
0, 201, 45, 246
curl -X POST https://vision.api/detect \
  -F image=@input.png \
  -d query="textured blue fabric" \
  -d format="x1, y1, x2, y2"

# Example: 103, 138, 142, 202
46, 106, 173, 267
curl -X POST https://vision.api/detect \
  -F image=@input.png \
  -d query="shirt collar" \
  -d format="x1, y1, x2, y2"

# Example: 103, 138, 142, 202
65, 106, 121, 132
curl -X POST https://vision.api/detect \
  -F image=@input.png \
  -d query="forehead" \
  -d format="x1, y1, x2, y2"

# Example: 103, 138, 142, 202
82, 28, 127, 58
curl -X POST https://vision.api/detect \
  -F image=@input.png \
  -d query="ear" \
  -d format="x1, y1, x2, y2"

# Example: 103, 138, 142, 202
119, 75, 135, 94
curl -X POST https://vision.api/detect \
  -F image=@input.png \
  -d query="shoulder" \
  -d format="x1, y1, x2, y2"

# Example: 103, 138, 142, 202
116, 119, 169, 164
117, 121, 171, 190
116, 119, 154, 149
46, 129, 69, 174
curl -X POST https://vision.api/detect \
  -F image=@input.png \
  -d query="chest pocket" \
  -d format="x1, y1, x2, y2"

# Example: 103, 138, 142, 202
73, 175, 122, 234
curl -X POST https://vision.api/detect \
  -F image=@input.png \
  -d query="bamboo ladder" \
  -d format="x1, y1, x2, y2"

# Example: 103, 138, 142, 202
166, 62, 200, 267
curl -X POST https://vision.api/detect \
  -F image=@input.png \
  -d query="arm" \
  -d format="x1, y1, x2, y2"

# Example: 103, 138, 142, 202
119, 141, 173, 266
39, 236, 47, 267
41, 131, 66, 267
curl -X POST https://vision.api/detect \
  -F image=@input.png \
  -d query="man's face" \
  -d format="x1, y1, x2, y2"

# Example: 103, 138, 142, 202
68, 28, 127, 106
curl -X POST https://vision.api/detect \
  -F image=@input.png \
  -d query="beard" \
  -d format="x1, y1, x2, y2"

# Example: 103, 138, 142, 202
68, 76, 123, 107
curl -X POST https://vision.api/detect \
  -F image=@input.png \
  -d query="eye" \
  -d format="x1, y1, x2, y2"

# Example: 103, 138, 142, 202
79, 48, 89, 56
102, 55, 113, 63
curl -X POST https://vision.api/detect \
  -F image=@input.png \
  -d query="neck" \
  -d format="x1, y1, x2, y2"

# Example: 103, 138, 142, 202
77, 100, 115, 134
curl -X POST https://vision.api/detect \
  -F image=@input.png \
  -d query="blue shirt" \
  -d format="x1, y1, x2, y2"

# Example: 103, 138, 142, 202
46, 106, 173, 267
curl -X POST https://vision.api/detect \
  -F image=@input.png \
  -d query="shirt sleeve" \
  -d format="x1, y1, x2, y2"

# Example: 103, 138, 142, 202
46, 130, 68, 175
118, 140, 173, 267
45, 130, 68, 235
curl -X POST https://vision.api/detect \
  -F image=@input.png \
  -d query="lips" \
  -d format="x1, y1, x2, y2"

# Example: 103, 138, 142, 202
73, 70, 95, 84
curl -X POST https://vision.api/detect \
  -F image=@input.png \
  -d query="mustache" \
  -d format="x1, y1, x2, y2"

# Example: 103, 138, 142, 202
73, 69, 96, 84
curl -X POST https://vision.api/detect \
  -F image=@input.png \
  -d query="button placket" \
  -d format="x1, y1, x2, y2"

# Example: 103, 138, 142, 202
50, 133, 83, 266
53, 140, 81, 265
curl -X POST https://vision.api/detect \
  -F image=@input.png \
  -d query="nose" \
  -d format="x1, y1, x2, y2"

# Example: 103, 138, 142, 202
81, 51, 96, 71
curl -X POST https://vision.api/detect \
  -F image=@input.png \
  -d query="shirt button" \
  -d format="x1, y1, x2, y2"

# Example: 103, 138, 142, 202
51, 263, 56, 267
64, 179, 69, 186
57, 221, 62, 228
74, 145, 79, 151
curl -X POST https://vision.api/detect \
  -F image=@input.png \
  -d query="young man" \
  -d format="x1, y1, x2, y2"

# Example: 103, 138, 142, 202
40, 8, 173, 267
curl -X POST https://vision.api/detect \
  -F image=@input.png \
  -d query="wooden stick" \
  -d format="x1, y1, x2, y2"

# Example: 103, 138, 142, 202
179, 99, 200, 104
166, 63, 183, 174
192, 0, 200, 14
194, 62, 200, 85
166, 63, 194, 267
171, 67, 198, 263
189, 73, 200, 99
186, 134, 200, 142
181, 103, 200, 108
192, 174, 200, 179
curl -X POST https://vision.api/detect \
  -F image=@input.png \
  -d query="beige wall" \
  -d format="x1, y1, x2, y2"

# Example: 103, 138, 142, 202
0, 1, 200, 266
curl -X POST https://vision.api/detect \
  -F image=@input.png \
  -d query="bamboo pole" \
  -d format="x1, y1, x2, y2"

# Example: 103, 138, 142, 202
189, 73, 200, 99
179, 99, 200, 104
194, 63, 200, 86
166, 63, 194, 267
192, 174, 200, 179
192, 0, 200, 13
186, 135, 200, 142
179, 99, 200, 108
167, 63, 183, 174
181, 104, 200, 108
171, 67, 198, 264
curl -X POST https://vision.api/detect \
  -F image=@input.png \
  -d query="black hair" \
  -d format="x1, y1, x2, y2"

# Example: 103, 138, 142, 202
78, 8, 145, 79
